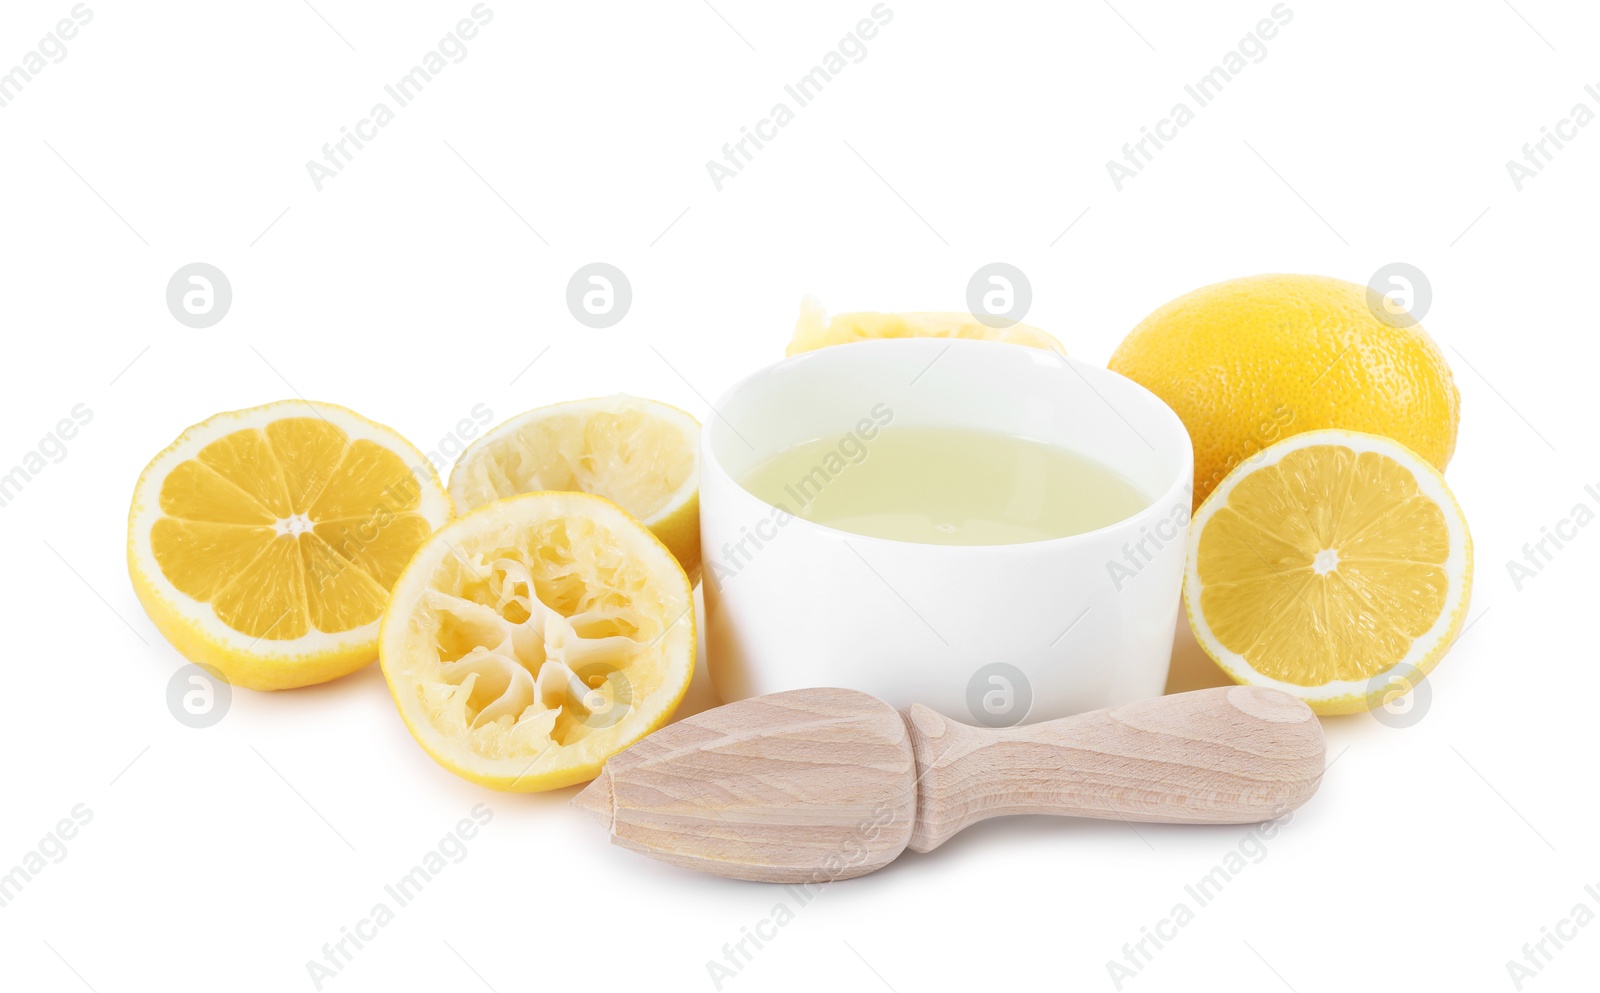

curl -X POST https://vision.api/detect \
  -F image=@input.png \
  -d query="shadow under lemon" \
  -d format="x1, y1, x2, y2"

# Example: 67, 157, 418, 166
668, 587, 722, 721
1164, 613, 1233, 696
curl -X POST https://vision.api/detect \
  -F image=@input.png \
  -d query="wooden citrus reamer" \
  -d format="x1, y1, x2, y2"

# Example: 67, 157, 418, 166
573, 685, 1325, 882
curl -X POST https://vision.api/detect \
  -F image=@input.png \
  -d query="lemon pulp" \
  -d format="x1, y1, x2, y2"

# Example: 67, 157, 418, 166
151, 418, 433, 641
1185, 429, 1472, 715
129, 401, 452, 690
381, 493, 694, 791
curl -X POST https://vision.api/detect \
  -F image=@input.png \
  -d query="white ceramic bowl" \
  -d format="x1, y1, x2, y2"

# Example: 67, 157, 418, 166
700, 338, 1194, 726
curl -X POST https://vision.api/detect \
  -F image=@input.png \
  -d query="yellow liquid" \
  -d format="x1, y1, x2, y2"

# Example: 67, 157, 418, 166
738, 426, 1150, 545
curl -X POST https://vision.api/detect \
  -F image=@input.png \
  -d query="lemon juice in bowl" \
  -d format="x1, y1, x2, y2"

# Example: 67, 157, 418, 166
738, 425, 1150, 545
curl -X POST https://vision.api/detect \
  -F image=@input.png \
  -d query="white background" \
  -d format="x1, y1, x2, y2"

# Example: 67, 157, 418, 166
2, 0, 1597, 990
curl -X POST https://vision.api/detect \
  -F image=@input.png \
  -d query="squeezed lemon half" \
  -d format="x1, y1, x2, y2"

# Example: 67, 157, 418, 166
128, 400, 452, 690
379, 492, 695, 791
787, 296, 1065, 356
1185, 429, 1472, 715
448, 395, 701, 583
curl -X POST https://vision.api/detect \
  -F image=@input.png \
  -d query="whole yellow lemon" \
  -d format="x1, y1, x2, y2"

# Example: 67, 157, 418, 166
1108, 273, 1460, 508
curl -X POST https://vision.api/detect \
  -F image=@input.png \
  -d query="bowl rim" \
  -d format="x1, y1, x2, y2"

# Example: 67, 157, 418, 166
701, 338, 1195, 552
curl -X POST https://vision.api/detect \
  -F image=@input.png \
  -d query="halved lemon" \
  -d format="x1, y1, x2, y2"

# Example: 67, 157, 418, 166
1185, 429, 1472, 715
378, 491, 695, 791
786, 296, 1065, 356
448, 395, 701, 583
128, 401, 452, 690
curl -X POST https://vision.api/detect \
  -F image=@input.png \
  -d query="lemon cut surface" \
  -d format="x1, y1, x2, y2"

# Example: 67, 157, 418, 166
128, 401, 451, 690
379, 492, 695, 791
1185, 429, 1472, 715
